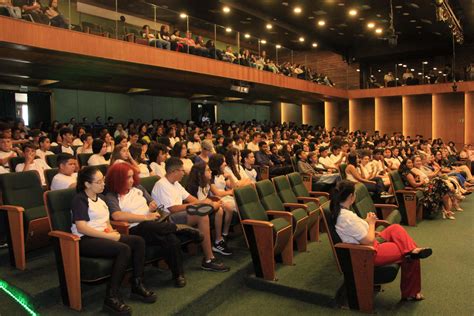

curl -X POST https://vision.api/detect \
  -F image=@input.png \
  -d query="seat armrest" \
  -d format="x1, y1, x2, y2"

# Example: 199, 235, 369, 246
266, 210, 293, 221
373, 204, 398, 210
110, 221, 130, 235
297, 196, 319, 204
335, 243, 376, 252
396, 189, 417, 195
241, 219, 274, 228
49, 230, 81, 241
375, 220, 391, 228
0, 205, 25, 213
309, 191, 330, 198
283, 202, 308, 210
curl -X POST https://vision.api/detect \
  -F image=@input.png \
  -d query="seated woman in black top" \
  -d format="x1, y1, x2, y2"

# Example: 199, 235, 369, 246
71, 167, 156, 314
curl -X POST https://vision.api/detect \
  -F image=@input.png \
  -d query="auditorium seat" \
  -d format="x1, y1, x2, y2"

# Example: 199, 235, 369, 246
320, 201, 400, 313
81, 21, 109, 37
388, 171, 423, 226
234, 185, 293, 281
46, 154, 59, 168
353, 183, 402, 230
8, 156, 25, 172
255, 180, 309, 251
272, 175, 322, 241
339, 163, 347, 180
139, 175, 160, 194
0, 171, 50, 270
44, 168, 59, 190
77, 153, 93, 168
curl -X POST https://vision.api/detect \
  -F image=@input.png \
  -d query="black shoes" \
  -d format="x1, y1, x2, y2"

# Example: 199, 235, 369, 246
176, 224, 204, 243
174, 275, 187, 288
103, 292, 132, 315
201, 257, 230, 272
406, 248, 433, 260
212, 239, 233, 256
130, 277, 157, 304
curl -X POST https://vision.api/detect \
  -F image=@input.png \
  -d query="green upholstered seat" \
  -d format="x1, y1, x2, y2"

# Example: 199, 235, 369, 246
287, 172, 330, 204
339, 163, 347, 180
389, 171, 421, 225
46, 154, 59, 168
273, 175, 318, 212
45, 188, 76, 232
9, 156, 25, 172
353, 183, 401, 231
45, 168, 59, 189
77, 153, 93, 168
140, 176, 160, 194
271, 217, 292, 234
80, 257, 116, 282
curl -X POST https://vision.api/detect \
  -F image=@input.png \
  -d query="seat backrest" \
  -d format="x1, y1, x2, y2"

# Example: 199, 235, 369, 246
255, 180, 285, 211
46, 154, 59, 168
352, 183, 376, 218
44, 168, 59, 190
321, 201, 342, 245
0, 171, 43, 209
339, 163, 347, 180
180, 174, 189, 188
389, 171, 405, 191
140, 176, 160, 194
234, 186, 269, 222
9, 156, 25, 172
272, 175, 298, 203
44, 189, 76, 232
90, 164, 108, 177
287, 172, 309, 197
77, 153, 93, 168
290, 156, 297, 171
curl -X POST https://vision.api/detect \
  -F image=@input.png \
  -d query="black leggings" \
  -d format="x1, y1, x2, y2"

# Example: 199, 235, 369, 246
79, 235, 145, 293
364, 177, 386, 201
130, 221, 184, 278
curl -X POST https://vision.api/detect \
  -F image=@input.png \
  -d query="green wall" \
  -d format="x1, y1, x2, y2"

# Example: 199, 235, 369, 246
52, 89, 191, 123
217, 102, 271, 123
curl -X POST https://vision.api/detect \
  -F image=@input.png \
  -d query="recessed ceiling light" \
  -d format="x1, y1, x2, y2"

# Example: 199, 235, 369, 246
312, 42, 318, 47
422, 61, 428, 64
418, 72, 422, 75
410, 68, 415, 71
416, 25, 422, 29
348, 9, 358, 16
282, 2, 289, 6
179, 13, 187, 18
266, 23, 273, 29
375, 28, 383, 34
403, 64, 407, 67
433, 67, 437, 70
276, 44, 281, 48
223, 6, 230, 13
244, 33, 250, 38
378, 69, 382, 72
318, 20, 326, 26
356, 69, 360, 72
299, 36, 305, 42
398, 63, 403, 66
438, 71, 443, 74
367, 22, 375, 28
395, 5, 403, 9
294, 7, 302, 14
225, 27, 232, 32
261, 39, 267, 44
410, 19, 417, 23
338, 2, 345, 6
403, 12, 410, 16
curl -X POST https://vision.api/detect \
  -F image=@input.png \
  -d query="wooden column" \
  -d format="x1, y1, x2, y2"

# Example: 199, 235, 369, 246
402, 94, 432, 139
281, 103, 302, 125
302, 103, 324, 126
466, 92, 474, 145
349, 98, 375, 133
432, 93, 465, 146
375, 97, 402, 135
325, 100, 349, 130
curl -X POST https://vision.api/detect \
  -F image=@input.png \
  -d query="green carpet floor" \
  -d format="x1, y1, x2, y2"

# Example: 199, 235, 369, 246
0, 194, 473, 315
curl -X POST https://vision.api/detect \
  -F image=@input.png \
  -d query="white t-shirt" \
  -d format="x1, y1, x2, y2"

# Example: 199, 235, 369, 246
0, 150, 16, 169
76, 146, 93, 154
197, 184, 210, 200
213, 174, 227, 191
224, 165, 245, 183
242, 167, 257, 183
0, 166, 8, 174
151, 177, 190, 214
35, 149, 54, 163
137, 163, 150, 178
319, 156, 336, 169
51, 172, 77, 190
247, 142, 260, 152
335, 208, 369, 244
71, 193, 109, 237
117, 187, 150, 228
72, 138, 83, 146
15, 159, 51, 185
150, 162, 165, 178
182, 158, 193, 174
187, 141, 201, 154
61, 145, 74, 155
88, 154, 109, 166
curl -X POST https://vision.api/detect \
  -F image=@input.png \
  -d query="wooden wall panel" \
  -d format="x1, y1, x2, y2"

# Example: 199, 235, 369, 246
281, 103, 302, 125
432, 93, 465, 146
302, 103, 325, 126
466, 92, 474, 145
349, 99, 375, 133
402, 95, 432, 139
375, 97, 402, 135
325, 100, 349, 129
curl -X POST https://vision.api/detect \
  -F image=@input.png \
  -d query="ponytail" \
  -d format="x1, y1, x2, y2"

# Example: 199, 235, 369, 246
329, 180, 355, 224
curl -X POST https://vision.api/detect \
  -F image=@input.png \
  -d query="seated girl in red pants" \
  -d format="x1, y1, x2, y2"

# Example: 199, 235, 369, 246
330, 180, 433, 301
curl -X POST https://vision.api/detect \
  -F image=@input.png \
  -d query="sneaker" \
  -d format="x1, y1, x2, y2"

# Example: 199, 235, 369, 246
201, 257, 230, 272
212, 239, 233, 256
380, 192, 394, 199
0, 242, 8, 249
175, 224, 204, 243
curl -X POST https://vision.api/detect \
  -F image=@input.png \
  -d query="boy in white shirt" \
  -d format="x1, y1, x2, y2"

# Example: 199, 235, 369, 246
0, 136, 21, 172
51, 153, 77, 190
15, 143, 50, 186
59, 127, 74, 155
35, 136, 54, 164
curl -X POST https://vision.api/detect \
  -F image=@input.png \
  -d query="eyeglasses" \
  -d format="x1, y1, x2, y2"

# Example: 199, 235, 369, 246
92, 179, 105, 185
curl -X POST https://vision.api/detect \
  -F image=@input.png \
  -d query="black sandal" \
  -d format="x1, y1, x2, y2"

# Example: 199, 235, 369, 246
186, 203, 214, 216
406, 248, 432, 260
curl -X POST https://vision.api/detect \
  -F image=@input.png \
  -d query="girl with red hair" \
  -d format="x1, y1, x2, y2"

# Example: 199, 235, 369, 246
104, 162, 201, 288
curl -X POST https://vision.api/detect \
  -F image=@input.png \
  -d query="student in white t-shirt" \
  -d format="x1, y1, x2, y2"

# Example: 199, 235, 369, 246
172, 142, 193, 175
59, 127, 74, 155
129, 143, 152, 178
240, 149, 257, 182
151, 157, 229, 272
76, 133, 93, 154
148, 143, 167, 178
88, 139, 110, 166
318, 146, 338, 171
223, 148, 253, 187
0, 136, 22, 172
35, 136, 54, 164
246, 132, 261, 152
15, 143, 50, 186
51, 153, 77, 190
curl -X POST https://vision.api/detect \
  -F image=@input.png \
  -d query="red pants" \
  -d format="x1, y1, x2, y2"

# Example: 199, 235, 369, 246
373, 224, 421, 298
